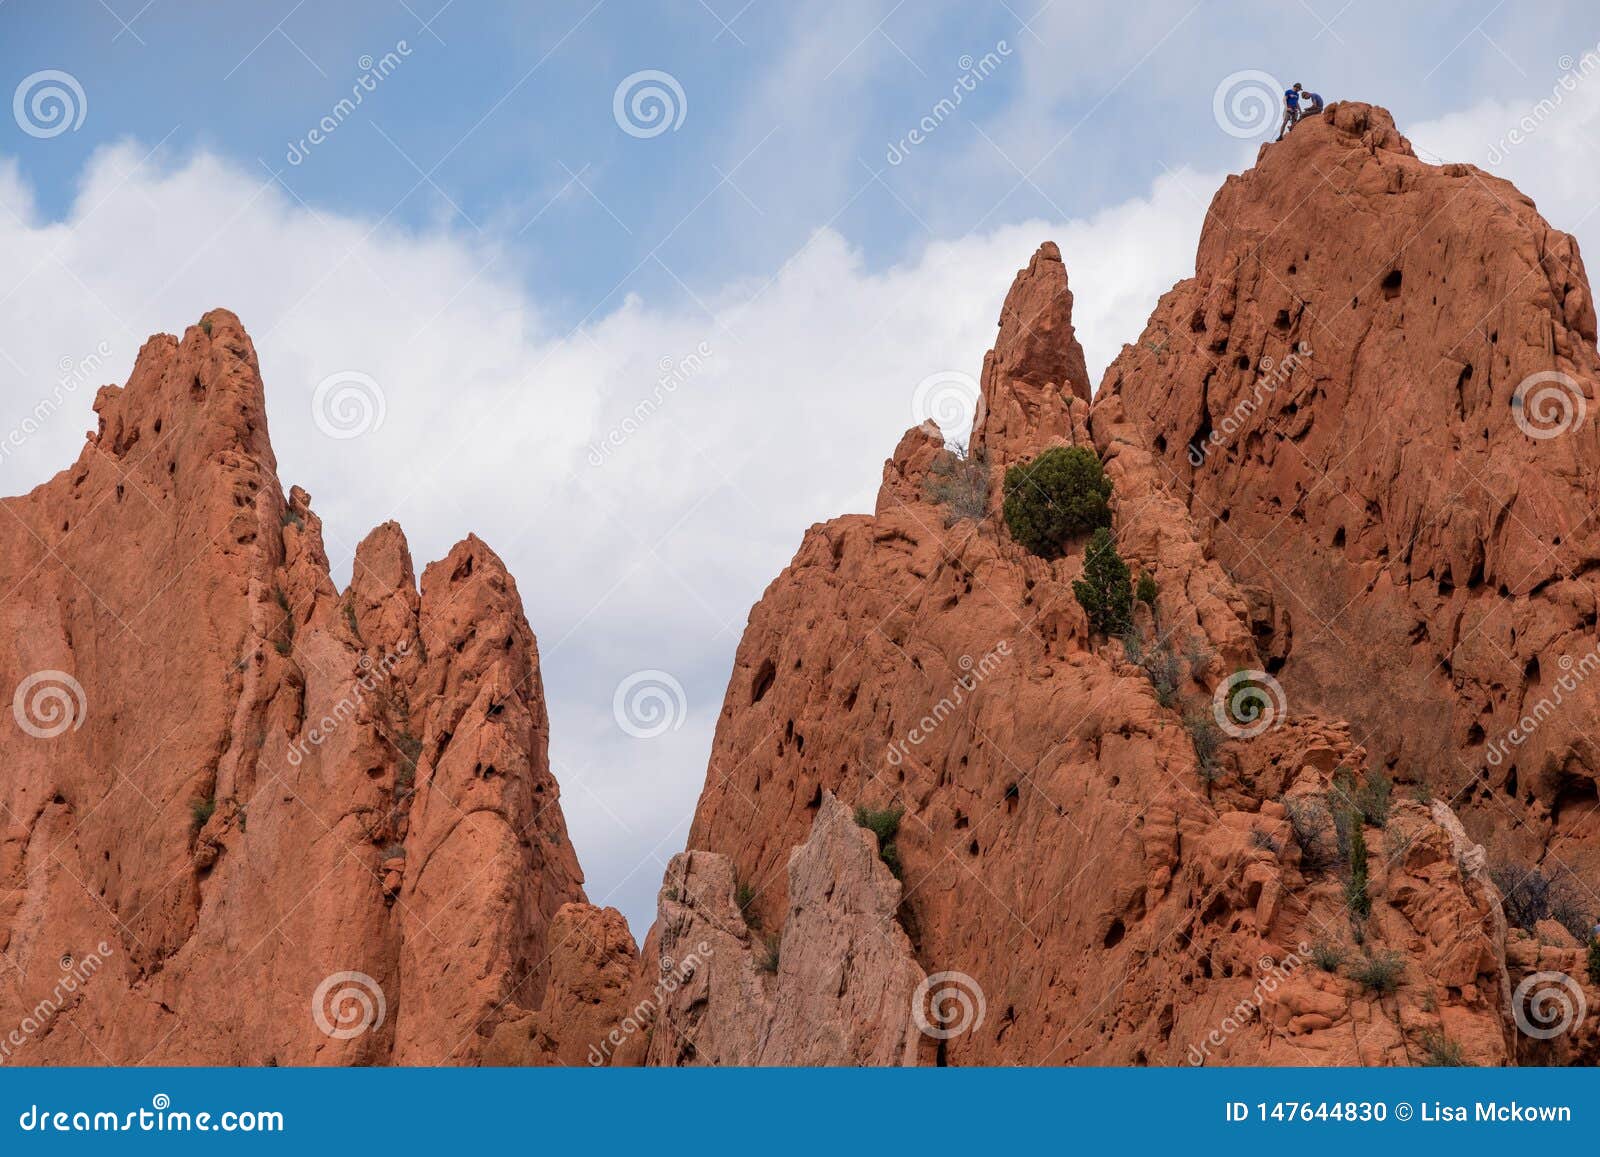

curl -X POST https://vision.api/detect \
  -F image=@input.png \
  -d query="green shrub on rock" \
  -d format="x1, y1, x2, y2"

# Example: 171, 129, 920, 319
1002, 446, 1112, 558
1072, 527, 1133, 636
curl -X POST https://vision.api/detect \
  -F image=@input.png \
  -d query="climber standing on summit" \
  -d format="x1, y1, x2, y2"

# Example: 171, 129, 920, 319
1276, 83, 1301, 140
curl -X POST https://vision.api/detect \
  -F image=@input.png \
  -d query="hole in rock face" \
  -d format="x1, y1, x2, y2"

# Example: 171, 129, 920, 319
750, 658, 776, 704
1382, 269, 1402, 299
1103, 918, 1126, 949
1189, 411, 1213, 459
1553, 774, 1599, 825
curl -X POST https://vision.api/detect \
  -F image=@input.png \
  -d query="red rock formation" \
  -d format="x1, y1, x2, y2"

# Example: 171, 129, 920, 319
1101, 103, 1600, 887
623, 791, 924, 1066
9, 100, 1600, 1069
0, 311, 633, 1064
969, 239, 1093, 470
669, 234, 1523, 1065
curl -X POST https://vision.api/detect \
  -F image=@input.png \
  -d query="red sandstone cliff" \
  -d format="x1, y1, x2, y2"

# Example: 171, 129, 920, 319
0, 312, 633, 1064
6, 101, 1599, 1068
637, 108, 1600, 1066
1102, 102, 1600, 942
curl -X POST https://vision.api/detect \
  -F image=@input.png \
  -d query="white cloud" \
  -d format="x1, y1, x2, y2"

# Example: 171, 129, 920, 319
0, 142, 1212, 936
1409, 58, 1600, 243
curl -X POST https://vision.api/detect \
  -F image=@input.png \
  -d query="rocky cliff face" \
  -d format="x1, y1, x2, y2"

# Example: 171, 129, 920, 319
667, 214, 1540, 1066
5, 101, 1597, 1068
0, 312, 634, 1064
1102, 102, 1600, 899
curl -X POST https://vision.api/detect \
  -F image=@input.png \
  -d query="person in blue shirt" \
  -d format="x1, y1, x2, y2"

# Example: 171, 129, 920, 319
1276, 83, 1302, 140
1301, 89, 1325, 118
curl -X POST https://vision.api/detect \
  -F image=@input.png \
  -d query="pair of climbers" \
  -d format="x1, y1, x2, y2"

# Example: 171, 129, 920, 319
1276, 82, 1325, 140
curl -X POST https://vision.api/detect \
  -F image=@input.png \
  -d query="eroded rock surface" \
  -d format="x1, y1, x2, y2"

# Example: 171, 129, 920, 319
671, 236, 1519, 1065
0, 312, 634, 1064
1102, 103, 1600, 883
627, 791, 924, 1066
6, 100, 1599, 1069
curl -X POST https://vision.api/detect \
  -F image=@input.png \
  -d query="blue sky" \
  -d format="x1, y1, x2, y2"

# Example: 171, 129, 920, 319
4, 0, 1600, 937
11, 1, 1594, 317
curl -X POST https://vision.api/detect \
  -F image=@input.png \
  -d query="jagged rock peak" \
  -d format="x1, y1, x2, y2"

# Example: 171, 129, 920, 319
969, 240, 1092, 467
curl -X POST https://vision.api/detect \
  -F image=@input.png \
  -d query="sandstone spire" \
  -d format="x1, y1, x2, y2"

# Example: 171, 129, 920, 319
969, 240, 1094, 467
0, 312, 634, 1064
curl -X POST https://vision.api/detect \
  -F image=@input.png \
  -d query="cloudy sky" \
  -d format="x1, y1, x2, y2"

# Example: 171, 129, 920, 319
3, 0, 1599, 936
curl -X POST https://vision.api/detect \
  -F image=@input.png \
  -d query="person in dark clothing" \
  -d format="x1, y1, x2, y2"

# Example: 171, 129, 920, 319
1277, 83, 1302, 140
1300, 89, 1325, 118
